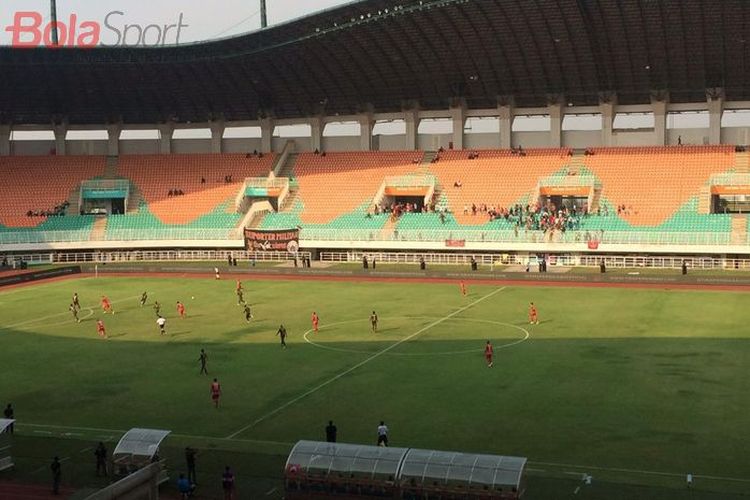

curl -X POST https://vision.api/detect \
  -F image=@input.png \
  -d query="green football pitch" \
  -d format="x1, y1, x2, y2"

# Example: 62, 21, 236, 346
0, 275, 749, 499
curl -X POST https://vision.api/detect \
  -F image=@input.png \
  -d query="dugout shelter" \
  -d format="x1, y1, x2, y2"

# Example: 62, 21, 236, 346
0, 419, 15, 471
284, 440, 527, 499
112, 428, 171, 484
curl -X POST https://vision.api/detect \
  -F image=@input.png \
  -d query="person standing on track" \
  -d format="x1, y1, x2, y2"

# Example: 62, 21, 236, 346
51, 456, 62, 495
69, 303, 80, 323
198, 349, 208, 375
214, 267, 221, 280
210, 378, 222, 408
370, 311, 378, 332
277, 324, 288, 348
94, 442, 108, 477
311, 312, 319, 333
4, 404, 13, 434
221, 466, 235, 500
484, 340, 493, 368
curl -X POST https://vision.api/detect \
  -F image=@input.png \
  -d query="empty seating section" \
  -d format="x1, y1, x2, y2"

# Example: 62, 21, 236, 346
430, 149, 571, 224
117, 154, 275, 224
0, 156, 105, 227
106, 202, 241, 240
584, 146, 734, 226
293, 152, 423, 224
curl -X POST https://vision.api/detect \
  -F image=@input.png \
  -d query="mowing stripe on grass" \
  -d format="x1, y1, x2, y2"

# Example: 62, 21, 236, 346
226, 287, 507, 439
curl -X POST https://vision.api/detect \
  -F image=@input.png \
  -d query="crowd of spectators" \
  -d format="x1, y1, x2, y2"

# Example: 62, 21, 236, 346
168, 189, 186, 197
26, 200, 69, 218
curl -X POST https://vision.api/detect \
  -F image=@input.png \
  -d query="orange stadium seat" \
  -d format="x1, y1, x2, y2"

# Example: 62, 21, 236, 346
294, 151, 423, 223
429, 149, 571, 224
117, 154, 275, 224
0, 156, 105, 227
584, 146, 734, 225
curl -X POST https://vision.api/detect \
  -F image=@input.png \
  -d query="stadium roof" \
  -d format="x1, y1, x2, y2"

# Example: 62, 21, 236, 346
1, 0, 749, 125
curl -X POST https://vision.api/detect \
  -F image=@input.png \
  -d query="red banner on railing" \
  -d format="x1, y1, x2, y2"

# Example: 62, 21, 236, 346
587, 240, 600, 249
244, 228, 300, 253
445, 239, 466, 248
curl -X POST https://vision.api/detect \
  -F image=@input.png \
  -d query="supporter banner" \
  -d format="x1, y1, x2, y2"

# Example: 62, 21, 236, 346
244, 228, 300, 253
0, 266, 81, 288
445, 239, 466, 248
539, 186, 591, 196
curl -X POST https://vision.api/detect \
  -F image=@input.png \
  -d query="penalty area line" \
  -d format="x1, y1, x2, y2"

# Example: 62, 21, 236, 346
226, 286, 507, 439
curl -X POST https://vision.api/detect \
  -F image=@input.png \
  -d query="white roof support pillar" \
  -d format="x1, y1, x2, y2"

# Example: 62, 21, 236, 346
210, 120, 225, 154
450, 102, 466, 150
0, 125, 10, 156
600, 96, 616, 147
158, 123, 173, 154
260, 117, 274, 154
54, 123, 67, 155
548, 101, 563, 148
310, 116, 323, 152
106, 123, 121, 156
359, 113, 374, 151
651, 93, 668, 146
404, 109, 420, 151
498, 99, 513, 149
707, 89, 724, 145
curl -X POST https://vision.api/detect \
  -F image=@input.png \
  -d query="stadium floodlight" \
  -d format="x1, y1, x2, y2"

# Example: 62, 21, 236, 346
49, 0, 59, 46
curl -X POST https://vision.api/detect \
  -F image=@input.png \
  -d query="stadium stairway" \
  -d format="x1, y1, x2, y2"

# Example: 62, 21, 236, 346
735, 150, 750, 173
90, 217, 108, 241
276, 152, 299, 178
731, 215, 747, 245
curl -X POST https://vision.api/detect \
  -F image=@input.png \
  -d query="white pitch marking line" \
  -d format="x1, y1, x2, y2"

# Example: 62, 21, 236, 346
2, 295, 140, 329
303, 317, 529, 356
265, 487, 278, 496
530, 460, 750, 484
226, 287, 507, 439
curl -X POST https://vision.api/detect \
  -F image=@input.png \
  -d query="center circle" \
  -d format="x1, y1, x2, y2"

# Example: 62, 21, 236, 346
302, 316, 529, 357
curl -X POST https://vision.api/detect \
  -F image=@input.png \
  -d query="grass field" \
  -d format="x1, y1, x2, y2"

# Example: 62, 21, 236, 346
1, 274, 749, 499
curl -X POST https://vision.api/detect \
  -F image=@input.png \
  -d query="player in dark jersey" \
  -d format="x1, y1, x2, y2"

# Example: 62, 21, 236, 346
277, 324, 288, 348
243, 304, 253, 323
198, 349, 208, 375
237, 288, 245, 306
370, 311, 378, 332
140, 291, 148, 307
72, 293, 81, 311
153, 301, 161, 317
69, 303, 80, 323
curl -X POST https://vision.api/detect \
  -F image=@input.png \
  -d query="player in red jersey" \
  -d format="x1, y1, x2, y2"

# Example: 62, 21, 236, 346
529, 302, 539, 325
210, 378, 222, 408
459, 281, 467, 297
96, 319, 107, 339
177, 301, 186, 318
101, 296, 113, 314
484, 340, 493, 367
311, 312, 319, 333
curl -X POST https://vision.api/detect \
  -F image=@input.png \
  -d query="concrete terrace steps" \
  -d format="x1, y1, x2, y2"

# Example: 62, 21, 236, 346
279, 188, 299, 212
735, 151, 750, 173
697, 185, 712, 214
90, 217, 108, 241
731, 215, 747, 245
277, 152, 299, 179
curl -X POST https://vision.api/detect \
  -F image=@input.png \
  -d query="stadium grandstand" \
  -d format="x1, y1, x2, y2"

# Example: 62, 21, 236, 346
1, 0, 750, 257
